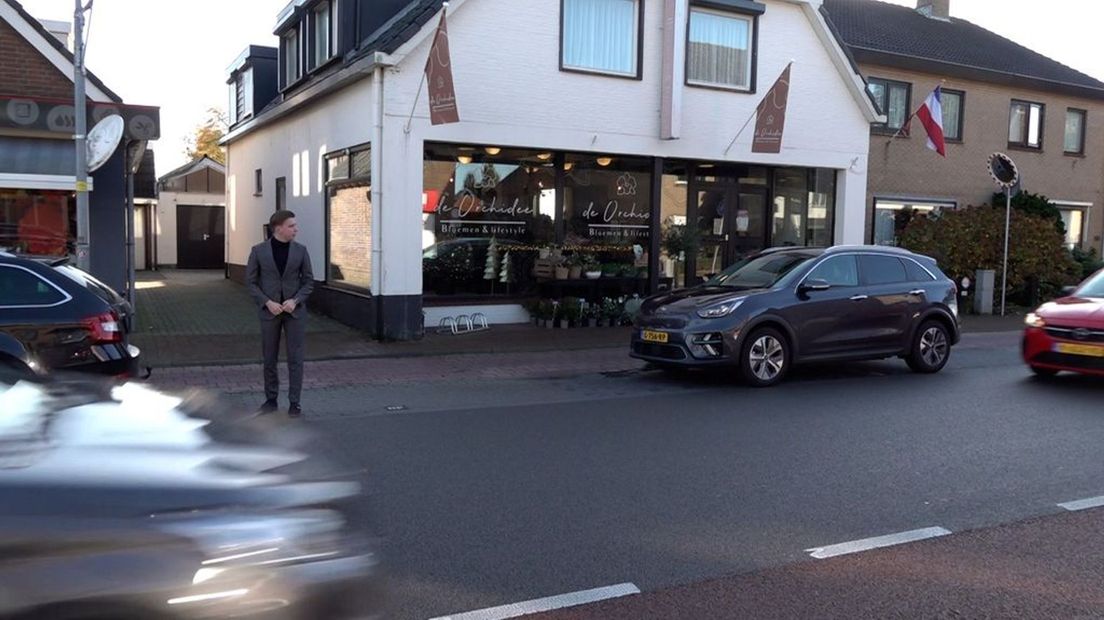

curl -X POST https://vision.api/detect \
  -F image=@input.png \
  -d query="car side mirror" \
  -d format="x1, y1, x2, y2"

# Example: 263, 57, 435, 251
800, 278, 831, 293
1061, 285, 1078, 297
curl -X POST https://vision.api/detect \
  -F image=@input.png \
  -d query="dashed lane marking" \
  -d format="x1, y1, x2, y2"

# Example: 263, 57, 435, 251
429, 583, 641, 620
1058, 495, 1104, 512
806, 526, 953, 559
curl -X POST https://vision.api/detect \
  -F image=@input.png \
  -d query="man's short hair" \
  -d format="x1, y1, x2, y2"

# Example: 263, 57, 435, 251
270, 210, 296, 227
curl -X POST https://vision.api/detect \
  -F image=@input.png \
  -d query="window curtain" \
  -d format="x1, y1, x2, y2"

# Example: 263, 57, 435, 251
942, 93, 961, 139
563, 0, 637, 75
688, 10, 750, 87
887, 86, 908, 129
1065, 112, 1084, 152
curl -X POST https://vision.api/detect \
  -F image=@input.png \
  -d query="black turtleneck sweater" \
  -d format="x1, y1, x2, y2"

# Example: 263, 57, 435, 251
271, 237, 290, 276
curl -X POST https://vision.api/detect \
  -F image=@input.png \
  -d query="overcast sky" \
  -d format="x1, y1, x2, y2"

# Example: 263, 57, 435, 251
19, 0, 1104, 174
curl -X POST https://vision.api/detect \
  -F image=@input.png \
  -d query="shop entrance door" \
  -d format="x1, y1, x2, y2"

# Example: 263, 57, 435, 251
693, 186, 769, 281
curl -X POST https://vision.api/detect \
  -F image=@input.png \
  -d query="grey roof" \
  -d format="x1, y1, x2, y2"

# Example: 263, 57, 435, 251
157, 156, 225, 183
822, 0, 1104, 99
2, 0, 123, 103
356, 0, 442, 58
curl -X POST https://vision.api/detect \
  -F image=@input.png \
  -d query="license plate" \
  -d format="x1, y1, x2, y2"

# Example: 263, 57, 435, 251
641, 330, 669, 344
1055, 342, 1104, 357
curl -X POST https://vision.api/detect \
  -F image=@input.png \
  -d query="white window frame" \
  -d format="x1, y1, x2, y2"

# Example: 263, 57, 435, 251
282, 27, 301, 88
1053, 200, 1091, 250
685, 6, 755, 92
872, 197, 956, 246
310, 0, 333, 70
0, 264, 72, 310
560, 0, 641, 79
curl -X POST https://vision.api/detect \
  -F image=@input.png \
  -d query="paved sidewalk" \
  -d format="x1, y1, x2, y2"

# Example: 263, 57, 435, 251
132, 270, 631, 368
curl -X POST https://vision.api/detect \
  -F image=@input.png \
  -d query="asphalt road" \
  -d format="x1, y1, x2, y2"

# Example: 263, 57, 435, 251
305, 332, 1104, 619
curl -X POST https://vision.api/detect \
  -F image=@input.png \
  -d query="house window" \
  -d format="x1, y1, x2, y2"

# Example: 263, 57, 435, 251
282, 27, 301, 87
868, 78, 911, 134
1009, 100, 1044, 149
873, 198, 954, 246
1055, 204, 1089, 249
254, 169, 263, 196
942, 89, 964, 141
310, 0, 333, 70
686, 7, 755, 91
275, 177, 286, 211
561, 0, 640, 78
326, 145, 371, 291
1065, 108, 1087, 155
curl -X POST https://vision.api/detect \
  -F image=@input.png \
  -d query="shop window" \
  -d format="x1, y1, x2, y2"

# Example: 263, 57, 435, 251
873, 198, 953, 246
422, 146, 556, 297
563, 154, 652, 282
807, 168, 835, 247
660, 162, 691, 289
772, 168, 807, 247
1009, 100, 1044, 149
561, 0, 640, 78
325, 146, 371, 291
868, 78, 911, 134
686, 6, 755, 91
0, 189, 74, 256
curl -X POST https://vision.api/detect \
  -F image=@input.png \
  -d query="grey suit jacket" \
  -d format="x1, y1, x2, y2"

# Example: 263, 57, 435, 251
246, 240, 315, 321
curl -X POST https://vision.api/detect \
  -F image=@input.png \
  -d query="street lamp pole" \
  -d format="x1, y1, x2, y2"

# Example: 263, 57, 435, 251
73, 0, 91, 271
1001, 186, 1011, 317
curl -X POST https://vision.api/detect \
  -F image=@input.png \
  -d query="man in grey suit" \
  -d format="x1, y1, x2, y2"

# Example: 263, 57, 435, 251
246, 210, 314, 417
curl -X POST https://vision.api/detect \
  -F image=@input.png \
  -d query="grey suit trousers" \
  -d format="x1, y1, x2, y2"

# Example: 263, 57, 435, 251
261, 313, 306, 406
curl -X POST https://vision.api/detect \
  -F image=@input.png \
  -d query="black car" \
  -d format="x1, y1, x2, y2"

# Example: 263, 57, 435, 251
0, 372, 383, 619
0, 252, 140, 378
631, 246, 961, 386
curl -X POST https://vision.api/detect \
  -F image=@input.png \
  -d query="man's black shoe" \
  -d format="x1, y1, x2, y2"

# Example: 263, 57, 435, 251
258, 400, 278, 414
288, 405, 303, 418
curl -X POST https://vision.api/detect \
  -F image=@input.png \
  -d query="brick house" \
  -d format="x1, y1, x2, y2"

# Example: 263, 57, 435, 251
223, 0, 883, 340
821, 0, 1104, 252
0, 0, 159, 291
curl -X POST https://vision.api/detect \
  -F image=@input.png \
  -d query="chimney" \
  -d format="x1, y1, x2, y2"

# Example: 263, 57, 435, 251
916, 0, 950, 20
37, 19, 72, 50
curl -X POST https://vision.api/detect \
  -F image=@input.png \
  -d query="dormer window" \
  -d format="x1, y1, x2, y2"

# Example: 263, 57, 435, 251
282, 27, 301, 87
228, 67, 254, 126
309, 0, 335, 70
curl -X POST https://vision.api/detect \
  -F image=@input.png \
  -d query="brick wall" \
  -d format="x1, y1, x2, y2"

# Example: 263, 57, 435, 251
861, 63, 1104, 252
327, 185, 372, 290
0, 19, 76, 100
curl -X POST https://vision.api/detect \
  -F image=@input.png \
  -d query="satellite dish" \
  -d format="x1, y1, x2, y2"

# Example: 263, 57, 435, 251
87, 114, 124, 173
987, 152, 1019, 189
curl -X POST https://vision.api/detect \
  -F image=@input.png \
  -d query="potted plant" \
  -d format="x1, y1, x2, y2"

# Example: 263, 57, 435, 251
600, 297, 623, 327
554, 256, 569, 280
561, 297, 583, 328
583, 255, 602, 279
583, 301, 601, 327
536, 299, 556, 328
567, 255, 584, 280
524, 298, 540, 326
601, 262, 621, 278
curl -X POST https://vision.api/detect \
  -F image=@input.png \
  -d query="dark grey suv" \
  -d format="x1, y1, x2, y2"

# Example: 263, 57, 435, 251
631, 246, 961, 386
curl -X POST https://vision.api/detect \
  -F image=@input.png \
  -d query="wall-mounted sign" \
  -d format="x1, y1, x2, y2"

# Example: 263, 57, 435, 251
0, 97, 160, 140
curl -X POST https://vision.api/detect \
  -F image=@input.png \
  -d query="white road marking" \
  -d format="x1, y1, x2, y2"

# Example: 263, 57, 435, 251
429, 583, 640, 620
806, 526, 952, 559
1058, 495, 1104, 511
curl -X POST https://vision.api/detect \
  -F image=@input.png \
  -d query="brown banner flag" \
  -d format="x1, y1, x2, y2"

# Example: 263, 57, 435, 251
752, 63, 792, 154
425, 9, 459, 125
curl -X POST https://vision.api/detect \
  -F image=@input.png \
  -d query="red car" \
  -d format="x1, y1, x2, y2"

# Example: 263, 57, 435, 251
1022, 268, 1104, 377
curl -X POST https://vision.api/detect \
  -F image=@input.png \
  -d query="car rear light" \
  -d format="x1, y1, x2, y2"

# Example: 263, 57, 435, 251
83, 311, 122, 343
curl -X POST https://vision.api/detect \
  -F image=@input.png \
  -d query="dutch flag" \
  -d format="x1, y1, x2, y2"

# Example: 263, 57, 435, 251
915, 86, 946, 157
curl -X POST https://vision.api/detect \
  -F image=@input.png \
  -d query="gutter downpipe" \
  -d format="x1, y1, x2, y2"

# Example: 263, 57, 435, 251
372, 60, 386, 339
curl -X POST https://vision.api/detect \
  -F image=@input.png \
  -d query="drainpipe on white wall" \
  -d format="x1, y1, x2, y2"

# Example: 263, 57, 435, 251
371, 63, 385, 315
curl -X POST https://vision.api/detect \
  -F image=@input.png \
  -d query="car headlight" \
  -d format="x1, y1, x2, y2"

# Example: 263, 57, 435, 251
1025, 312, 1046, 328
697, 299, 744, 319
